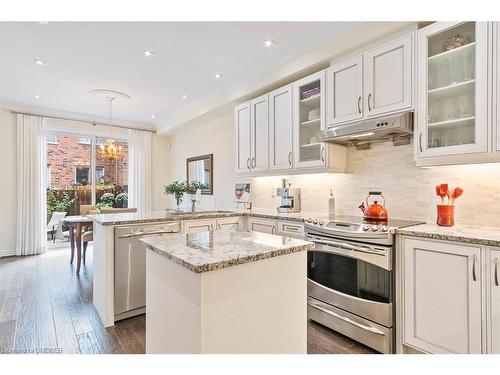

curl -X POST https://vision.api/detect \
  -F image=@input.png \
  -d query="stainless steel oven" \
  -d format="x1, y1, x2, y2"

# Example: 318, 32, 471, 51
304, 216, 423, 353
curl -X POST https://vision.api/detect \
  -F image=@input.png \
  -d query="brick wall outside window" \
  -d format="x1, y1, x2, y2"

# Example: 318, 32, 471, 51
47, 135, 128, 189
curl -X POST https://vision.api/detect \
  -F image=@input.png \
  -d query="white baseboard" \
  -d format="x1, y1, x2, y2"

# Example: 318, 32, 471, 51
0, 249, 16, 258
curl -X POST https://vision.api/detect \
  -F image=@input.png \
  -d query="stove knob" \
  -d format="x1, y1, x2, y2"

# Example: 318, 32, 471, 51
319, 220, 325, 226
306, 218, 312, 223
313, 219, 319, 225
362, 225, 370, 231
371, 225, 379, 231
381, 226, 389, 232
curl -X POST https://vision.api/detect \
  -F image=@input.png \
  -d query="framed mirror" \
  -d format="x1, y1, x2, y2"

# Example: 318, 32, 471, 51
186, 154, 213, 195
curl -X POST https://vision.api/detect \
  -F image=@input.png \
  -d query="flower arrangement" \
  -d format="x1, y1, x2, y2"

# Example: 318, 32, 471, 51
435, 184, 463, 205
435, 183, 463, 227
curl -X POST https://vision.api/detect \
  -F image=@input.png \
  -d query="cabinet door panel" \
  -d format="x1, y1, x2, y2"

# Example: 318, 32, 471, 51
250, 95, 269, 172
248, 218, 276, 234
234, 103, 251, 174
365, 34, 412, 117
327, 56, 363, 125
182, 219, 216, 234
490, 248, 500, 353
403, 238, 482, 354
269, 85, 293, 171
416, 22, 488, 158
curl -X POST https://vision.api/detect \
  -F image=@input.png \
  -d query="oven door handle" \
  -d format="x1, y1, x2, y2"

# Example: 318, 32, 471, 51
308, 300, 385, 336
310, 238, 386, 255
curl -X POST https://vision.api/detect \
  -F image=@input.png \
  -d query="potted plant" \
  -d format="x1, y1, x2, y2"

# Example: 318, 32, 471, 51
164, 180, 189, 210
115, 192, 128, 208
96, 192, 115, 210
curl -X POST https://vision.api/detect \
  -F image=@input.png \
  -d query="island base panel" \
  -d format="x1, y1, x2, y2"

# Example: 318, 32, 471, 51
146, 250, 307, 354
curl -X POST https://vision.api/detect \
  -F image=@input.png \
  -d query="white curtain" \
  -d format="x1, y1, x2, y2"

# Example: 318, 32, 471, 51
128, 129, 152, 215
16, 114, 47, 256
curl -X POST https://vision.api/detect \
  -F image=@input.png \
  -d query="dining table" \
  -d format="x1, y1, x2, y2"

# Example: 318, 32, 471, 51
64, 215, 94, 274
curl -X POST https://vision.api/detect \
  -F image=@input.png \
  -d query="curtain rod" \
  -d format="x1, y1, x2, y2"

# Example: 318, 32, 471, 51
9, 110, 157, 134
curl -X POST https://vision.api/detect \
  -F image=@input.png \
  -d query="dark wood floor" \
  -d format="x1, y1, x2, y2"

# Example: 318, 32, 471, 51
0, 245, 376, 354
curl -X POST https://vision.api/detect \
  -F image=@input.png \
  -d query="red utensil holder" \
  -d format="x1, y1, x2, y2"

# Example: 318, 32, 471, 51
437, 205, 455, 227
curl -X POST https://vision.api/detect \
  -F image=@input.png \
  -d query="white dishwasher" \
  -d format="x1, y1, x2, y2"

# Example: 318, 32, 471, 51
114, 221, 181, 321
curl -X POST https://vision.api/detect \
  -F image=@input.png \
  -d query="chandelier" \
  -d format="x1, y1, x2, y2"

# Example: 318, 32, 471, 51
97, 139, 124, 163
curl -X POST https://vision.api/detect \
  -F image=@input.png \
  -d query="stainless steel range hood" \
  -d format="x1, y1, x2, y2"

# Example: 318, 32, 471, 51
317, 112, 413, 147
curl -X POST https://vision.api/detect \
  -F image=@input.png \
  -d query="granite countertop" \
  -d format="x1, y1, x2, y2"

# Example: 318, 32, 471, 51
397, 223, 500, 247
88, 208, 331, 226
141, 230, 314, 273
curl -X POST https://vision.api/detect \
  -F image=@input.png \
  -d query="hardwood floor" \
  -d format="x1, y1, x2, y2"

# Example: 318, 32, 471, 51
0, 245, 376, 354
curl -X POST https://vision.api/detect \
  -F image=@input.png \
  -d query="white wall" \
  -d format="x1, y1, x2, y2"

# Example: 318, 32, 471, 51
166, 110, 500, 227
166, 113, 239, 210
0, 109, 17, 255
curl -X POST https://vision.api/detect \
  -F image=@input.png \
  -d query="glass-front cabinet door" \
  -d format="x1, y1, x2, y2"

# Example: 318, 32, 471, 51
293, 70, 327, 168
417, 22, 488, 158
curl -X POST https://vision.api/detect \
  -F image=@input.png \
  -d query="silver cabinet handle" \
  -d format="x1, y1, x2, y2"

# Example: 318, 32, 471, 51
246, 157, 251, 170
495, 258, 499, 286
367, 93, 372, 111
473, 254, 477, 282
288, 152, 292, 166
283, 225, 299, 231
251, 157, 256, 168
320, 146, 325, 162
308, 300, 384, 336
419, 132, 423, 153
357, 96, 362, 114
210, 224, 214, 231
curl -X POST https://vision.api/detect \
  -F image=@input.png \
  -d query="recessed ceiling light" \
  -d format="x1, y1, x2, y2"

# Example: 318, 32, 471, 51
214, 72, 222, 79
151, 115, 156, 119
34, 95, 40, 99
144, 50, 154, 57
39, 21, 48, 25
34, 58, 47, 66
264, 39, 275, 47
182, 94, 188, 99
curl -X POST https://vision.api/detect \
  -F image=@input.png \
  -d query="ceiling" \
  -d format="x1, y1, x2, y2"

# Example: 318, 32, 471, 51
0, 22, 360, 129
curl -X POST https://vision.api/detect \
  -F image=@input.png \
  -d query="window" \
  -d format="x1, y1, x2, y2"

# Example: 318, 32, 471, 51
75, 167, 90, 186
78, 137, 91, 145
46, 165, 51, 189
96, 138, 107, 146
96, 167, 105, 185
47, 134, 58, 144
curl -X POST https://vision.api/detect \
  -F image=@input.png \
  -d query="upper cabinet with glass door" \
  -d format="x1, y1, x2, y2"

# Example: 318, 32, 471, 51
416, 22, 489, 164
293, 70, 327, 168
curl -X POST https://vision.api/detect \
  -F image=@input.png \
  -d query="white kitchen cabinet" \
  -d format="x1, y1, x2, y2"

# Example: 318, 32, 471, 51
495, 22, 500, 153
275, 221, 304, 239
364, 34, 413, 117
247, 217, 276, 234
216, 217, 243, 231
326, 56, 363, 125
182, 219, 217, 234
269, 84, 293, 171
250, 94, 269, 173
415, 22, 489, 163
234, 102, 251, 174
487, 248, 500, 353
293, 70, 327, 169
402, 237, 482, 354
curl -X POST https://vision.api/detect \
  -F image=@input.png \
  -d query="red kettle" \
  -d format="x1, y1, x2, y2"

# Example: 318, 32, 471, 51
359, 191, 388, 220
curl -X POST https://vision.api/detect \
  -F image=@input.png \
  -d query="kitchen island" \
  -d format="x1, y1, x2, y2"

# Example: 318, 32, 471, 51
142, 230, 314, 354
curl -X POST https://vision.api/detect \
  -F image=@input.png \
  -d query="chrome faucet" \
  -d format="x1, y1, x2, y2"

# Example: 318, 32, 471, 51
191, 197, 197, 212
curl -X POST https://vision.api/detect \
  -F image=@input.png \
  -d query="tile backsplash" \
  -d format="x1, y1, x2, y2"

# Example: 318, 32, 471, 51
250, 142, 500, 227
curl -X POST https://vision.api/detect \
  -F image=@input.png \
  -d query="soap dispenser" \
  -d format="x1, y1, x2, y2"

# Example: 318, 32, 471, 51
328, 189, 336, 218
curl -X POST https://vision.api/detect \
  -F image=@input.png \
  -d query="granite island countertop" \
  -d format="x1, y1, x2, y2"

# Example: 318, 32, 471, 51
87, 208, 332, 226
397, 223, 500, 247
141, 230, 315, 273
